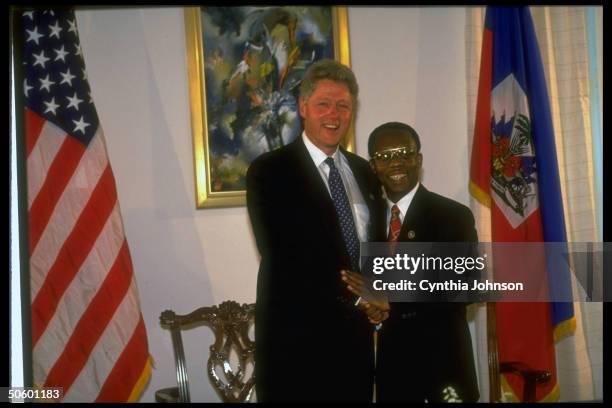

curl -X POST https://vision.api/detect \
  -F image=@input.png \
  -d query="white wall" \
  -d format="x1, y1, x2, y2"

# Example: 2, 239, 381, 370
75, 7, 471, 402
350, 6, 469, 203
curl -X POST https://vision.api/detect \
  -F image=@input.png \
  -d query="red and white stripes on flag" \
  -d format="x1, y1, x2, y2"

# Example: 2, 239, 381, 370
22, 9, 151, 401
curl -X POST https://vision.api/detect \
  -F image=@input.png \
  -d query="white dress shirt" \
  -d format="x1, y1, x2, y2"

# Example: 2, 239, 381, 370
302, 132, 370, 243
385, 182, 420, 236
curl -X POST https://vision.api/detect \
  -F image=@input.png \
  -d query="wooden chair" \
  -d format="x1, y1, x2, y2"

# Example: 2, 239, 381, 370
155, 300, 256, 403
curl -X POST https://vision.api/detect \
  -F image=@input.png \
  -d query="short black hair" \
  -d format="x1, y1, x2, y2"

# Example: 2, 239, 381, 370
367, 122, 421, 158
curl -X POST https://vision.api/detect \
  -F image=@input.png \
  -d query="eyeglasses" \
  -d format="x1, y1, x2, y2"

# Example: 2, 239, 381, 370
372, 147, 418, 163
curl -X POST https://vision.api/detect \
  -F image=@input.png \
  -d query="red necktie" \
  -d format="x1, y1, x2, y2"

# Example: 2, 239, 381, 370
387, 205, 402, 253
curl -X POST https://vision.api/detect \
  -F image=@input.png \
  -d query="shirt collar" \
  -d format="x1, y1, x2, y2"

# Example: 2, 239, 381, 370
386, 182, 420, 218
302, 132, 340, 167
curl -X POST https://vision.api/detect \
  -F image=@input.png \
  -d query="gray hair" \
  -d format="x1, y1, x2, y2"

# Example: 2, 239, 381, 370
299, 59, 359, 106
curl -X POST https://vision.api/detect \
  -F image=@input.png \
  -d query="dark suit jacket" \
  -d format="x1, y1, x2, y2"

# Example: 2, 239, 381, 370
375, 184, 480, 403
246, 137, 383, 402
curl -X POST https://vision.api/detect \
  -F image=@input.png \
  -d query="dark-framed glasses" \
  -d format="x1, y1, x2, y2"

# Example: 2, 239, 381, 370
372, 147, 418, 163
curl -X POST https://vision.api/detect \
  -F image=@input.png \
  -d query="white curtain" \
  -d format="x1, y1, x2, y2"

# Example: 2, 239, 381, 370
464, 6, 603, 402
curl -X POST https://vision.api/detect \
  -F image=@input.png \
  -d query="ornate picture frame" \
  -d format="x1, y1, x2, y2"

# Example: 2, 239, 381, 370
184, 6, 352, 208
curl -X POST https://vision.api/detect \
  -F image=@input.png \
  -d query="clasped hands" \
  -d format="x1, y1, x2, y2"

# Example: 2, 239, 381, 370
341, 270, 390, 325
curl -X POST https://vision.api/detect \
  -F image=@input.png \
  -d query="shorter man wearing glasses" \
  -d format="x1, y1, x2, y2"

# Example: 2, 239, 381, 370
343, 122, 480, 402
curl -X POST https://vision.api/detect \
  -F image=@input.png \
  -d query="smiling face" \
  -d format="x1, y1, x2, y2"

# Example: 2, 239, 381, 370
369, 130, 422, 203
299, 79, 353, 156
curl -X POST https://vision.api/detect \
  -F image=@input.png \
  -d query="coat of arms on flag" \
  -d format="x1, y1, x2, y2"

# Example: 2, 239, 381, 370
490, 74, 538, 227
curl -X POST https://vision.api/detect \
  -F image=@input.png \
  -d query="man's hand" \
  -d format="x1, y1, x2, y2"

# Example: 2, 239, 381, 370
341, 270, 390, 324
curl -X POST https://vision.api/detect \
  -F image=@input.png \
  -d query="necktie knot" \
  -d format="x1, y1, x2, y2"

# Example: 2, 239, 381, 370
325, 157, 336, 169
391, 204, 400, 217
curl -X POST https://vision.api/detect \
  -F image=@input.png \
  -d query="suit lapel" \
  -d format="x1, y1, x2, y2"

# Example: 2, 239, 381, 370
399, 184, 429, 242
342, 147, 382, 241
289, 138, 341, 239
343, 148, 374, 203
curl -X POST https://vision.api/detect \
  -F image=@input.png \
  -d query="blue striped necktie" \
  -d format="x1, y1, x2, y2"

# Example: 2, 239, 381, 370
325, 157, 360, 271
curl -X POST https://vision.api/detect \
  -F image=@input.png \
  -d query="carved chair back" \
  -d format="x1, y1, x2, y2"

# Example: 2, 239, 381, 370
156, 301, 256, 403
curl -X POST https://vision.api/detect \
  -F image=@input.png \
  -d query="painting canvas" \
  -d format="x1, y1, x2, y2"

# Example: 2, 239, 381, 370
185, 6, 351, 208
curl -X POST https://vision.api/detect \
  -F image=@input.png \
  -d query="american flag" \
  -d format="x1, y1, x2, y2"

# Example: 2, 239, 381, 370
22, 8, 152, 402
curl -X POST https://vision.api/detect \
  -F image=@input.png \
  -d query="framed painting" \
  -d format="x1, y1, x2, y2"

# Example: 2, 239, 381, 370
184, 6, 352, 208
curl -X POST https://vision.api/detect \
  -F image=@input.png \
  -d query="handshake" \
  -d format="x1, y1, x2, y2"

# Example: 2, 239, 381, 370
341, 270, 390, 325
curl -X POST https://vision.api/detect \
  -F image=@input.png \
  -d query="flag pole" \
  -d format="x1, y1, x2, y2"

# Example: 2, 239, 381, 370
373, 329, 377, 402
10, 5, 33, 389
487, 302, 500, 402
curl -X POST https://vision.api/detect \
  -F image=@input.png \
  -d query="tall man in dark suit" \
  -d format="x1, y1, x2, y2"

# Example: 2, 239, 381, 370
246, 59, 383, 402
343, 122, 480, 402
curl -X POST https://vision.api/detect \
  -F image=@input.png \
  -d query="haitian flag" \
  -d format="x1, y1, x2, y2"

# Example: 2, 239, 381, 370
469, 7, 575, 402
